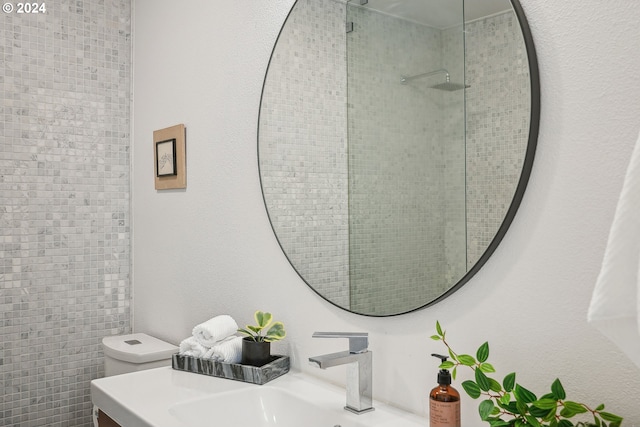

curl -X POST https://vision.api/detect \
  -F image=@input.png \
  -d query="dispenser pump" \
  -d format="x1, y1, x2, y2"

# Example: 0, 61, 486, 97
429, 353, 461, 427
431, 353, 452, 385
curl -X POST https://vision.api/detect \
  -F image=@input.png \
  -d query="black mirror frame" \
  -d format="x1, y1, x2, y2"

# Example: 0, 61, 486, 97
257, 0, 540, 317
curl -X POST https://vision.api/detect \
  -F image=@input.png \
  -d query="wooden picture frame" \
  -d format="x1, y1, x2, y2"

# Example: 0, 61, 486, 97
153, 124, 186, 190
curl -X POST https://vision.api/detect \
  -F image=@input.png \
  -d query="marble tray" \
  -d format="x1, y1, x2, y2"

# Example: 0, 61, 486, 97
171, 353, 290, 385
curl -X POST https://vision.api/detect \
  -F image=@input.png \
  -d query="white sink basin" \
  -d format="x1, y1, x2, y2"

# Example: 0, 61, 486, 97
91, 367, 427, 427
169, 387, 367, 427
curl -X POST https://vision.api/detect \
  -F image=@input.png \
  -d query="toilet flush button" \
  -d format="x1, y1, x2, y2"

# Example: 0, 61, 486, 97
125, 339, 142, 345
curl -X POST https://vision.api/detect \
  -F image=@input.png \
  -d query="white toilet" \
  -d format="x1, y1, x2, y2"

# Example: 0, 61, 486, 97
102, 332, 178, 376
95, 333, 178, 426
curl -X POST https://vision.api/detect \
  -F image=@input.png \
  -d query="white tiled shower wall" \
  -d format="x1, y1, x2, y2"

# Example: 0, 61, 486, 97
464, 11, 529, 266
259, 0, 350, 309
260, 1, 528, 315
0, 1, 131, 426
345, 4, 465, 314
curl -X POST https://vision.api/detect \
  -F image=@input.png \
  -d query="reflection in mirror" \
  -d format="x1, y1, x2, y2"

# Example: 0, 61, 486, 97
258, 0, 537, 316
346, 1, 467, 314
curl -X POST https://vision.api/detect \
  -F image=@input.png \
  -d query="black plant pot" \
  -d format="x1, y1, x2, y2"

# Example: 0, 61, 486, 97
241, 337, 271, 367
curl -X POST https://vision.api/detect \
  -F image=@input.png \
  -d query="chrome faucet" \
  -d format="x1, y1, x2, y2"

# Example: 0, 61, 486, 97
308, 332, 374, 414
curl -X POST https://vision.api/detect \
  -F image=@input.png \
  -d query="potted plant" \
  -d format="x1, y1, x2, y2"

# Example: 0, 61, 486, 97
238, 310, 286, 366
431, 321, 623, 427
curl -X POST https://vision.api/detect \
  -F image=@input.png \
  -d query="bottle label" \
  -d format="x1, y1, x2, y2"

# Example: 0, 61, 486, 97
430, 400, 461, 427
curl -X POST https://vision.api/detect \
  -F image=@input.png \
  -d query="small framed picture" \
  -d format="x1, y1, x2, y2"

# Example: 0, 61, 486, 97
153, 124, 186, 190
156, 138, 177, 176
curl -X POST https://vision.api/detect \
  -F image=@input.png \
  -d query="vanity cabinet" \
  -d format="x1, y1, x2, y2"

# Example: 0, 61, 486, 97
97, 409, 122, 427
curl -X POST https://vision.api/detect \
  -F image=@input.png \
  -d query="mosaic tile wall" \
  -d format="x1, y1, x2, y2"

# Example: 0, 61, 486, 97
464, 11, 530, 267
0, 1, 132, 425
259, 0, 350, 308
345, 5, 465, 315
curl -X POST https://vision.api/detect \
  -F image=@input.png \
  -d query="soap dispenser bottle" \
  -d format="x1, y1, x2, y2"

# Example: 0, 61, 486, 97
430, 353, 461, 427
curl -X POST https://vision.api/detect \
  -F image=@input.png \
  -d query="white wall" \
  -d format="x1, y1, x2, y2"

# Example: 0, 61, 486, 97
132, 0, 640, 423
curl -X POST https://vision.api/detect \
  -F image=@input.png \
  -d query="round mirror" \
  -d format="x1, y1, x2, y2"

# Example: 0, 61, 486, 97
258, 0, 539, 316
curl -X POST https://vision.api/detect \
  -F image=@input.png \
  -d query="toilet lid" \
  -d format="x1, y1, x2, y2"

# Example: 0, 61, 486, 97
102, 333, 178, 363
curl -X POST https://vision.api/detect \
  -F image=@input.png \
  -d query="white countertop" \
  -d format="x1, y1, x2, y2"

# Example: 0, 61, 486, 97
91, 367, 428, 427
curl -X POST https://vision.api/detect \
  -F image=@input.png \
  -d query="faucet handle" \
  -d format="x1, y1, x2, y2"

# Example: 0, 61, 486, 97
312, 332, 369, 354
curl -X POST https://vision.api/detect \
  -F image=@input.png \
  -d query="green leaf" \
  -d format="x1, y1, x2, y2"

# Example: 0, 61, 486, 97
480, 362, 496, 373
477, 342, 490, 363
237, 327, 257, 339
530, 405, 554, 418
475, 367, 491, 391
264, 321, 286, 342
532, 398, 559, 410
543, 407, 558, 422
560, 406, 576, 418
526, 415, 542, 427
458, 354, 476, 366
557, 420, 573, 427
448, 348, 457, 362
516, 401, 529, 416
255, 311, 273, 328
551, 378, 566, 400
247, 325, 262, 334
452, 366, 457, 380
462, 380, 482, 399
497, 399, 519, 414
479, 400, 495, 421
436, 321, 443, 336
503, 372, 516, 392
599, 412, 623, 424
439, 361, 455, 370
500, 393, 511, 406
489, 378, 503, 393
595, 404, 605, 411
514, 384, 537, 404
489, 420, 511, 427
430, 335, 441, 341
563, 402, 588, 414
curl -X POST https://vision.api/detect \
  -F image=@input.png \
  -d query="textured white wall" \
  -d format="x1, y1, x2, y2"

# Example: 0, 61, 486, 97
132, 0, 640, 423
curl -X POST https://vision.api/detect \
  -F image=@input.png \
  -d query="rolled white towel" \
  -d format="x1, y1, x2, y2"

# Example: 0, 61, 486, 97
192, 315, 238, 347
179, 336, 208, 358
204, 336, 243, 364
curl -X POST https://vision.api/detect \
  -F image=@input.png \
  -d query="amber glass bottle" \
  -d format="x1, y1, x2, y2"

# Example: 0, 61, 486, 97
429, 354, 461, 427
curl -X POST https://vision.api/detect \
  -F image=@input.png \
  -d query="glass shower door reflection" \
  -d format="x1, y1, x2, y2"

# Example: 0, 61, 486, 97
345, 0, 467, 315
